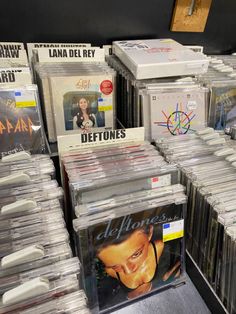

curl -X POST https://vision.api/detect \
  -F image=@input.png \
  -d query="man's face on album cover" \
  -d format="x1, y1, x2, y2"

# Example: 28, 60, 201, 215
97, 227, 153, 278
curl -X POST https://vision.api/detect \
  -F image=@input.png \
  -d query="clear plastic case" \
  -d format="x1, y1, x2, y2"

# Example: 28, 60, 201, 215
0, 275, 80, 313
0, 220, 65, 244
0, 159, 54, 176
0, 185, 63, 206
73, 193, 187, 313
70, 164, 179, 205
0, 208, 63, 231
0, 164, 55, 181
0, 180, 58, 199
0, 243, 72, 277
0, 199, 61, 219
75, 184, 185, 216
0, 85, 46, 155
0, 229, 69, 258
19, 290, 88, 314
0, 258, 80, 295
35, 60, 116, 143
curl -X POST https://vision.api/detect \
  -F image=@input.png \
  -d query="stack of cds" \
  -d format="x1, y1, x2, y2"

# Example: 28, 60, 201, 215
107, 55, 208, 141
61, 141, 187, 313
156, 128, 236, 313
0, 153, 89, 314
32, 49, 116, 143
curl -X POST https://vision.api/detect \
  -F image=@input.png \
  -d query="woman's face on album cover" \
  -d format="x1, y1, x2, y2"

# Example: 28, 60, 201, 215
79, 98, 88, 110
97, 227, 153, 276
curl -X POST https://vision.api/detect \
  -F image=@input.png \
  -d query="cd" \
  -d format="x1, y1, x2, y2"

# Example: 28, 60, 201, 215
74, 195, 186, 312
0, 85, 45, 155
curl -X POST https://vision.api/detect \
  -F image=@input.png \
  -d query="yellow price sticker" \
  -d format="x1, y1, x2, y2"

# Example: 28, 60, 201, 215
16, 101, 36, 108
163, 230, 184, 243
98, 105, 112, 112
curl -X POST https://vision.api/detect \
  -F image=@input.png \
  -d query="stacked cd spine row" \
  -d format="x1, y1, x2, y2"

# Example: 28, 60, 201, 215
61, 140, 187, 313
156, 128, 236, 314
0, 153, 90, 314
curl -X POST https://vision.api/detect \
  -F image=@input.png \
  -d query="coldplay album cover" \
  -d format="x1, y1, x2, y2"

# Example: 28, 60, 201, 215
149, 90, 207, 140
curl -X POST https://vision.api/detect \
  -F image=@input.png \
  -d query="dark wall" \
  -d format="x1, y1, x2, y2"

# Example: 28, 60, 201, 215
1, 0, 236, 54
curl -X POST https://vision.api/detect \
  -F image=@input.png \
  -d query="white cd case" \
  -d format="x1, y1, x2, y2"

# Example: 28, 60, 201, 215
113, 39, 209, 79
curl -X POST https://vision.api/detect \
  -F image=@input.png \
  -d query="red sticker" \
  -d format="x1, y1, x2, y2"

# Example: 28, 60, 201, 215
100, 80, 113, 95
152, 177, 159, 183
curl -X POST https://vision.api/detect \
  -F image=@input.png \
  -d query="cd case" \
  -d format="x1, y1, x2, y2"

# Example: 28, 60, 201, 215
74, 194, 186, 313
34, 60, 116, 143
49, 74, 115, 137
112, 39, 209, 79
0, 85, 46, 155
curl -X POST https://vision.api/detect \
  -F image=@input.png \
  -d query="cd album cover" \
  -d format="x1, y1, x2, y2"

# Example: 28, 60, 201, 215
149, 90, 207, 139
49, 75, 115, 136
0, 87, 45, 155
80, 203, 185, 312
210, 86, 236, 130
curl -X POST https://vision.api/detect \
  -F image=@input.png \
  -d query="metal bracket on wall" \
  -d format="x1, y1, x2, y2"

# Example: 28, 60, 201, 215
170, 0, 213, 32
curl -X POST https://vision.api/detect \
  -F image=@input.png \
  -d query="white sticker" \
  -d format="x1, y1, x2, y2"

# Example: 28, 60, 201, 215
187, 101, 197, 110
38, 47, 105, 63
150, 174, 171, 189
57, 127, 145, 154
163, 219, 184, 242
27, 43, 91, 65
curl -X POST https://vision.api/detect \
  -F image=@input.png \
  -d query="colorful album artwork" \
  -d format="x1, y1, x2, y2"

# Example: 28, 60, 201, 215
150, 90, 207, 140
